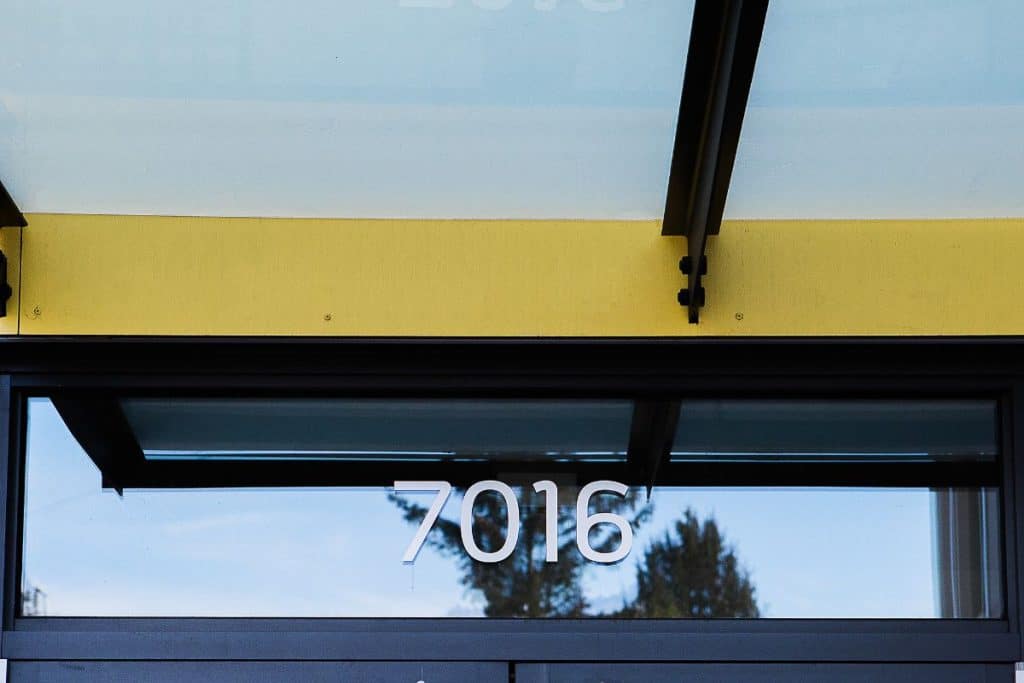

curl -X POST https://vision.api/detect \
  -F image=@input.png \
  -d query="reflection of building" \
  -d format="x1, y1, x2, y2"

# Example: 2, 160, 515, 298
20, 586, 45, 617
2, 1, 1024, 682
934, 489, 1003, 619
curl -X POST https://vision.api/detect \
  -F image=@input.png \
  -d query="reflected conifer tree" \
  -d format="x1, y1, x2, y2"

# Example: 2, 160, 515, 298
617, 509, 759, 618
391, 491, 758, 619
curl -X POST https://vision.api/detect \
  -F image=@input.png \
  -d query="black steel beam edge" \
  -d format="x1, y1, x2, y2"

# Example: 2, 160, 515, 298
0, 180, 26, 230
0, 250, 11, 319
662, 0, 769, 323
0, 179, 27, 319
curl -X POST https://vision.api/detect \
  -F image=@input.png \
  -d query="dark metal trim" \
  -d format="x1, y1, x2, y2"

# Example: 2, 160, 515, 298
516, 663, 1015, 683
50, 397, 145, 495
627, 400, 681, 496
0, 376, 12, 643
8, 336, 1024, 377
1012, 382, 1024, 658
0, 181, 26, 229
1, 628, 1016, 663
662, 0, 769, 323
0, 250, 12, 318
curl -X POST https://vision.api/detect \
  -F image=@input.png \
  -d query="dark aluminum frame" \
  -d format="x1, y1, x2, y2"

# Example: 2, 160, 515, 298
0, 178, 26, 320
0, 337, 1022, 671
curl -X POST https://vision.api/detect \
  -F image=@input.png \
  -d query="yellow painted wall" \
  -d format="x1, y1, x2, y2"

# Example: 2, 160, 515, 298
0, 227, 20, 335
11, 213, 1024, 336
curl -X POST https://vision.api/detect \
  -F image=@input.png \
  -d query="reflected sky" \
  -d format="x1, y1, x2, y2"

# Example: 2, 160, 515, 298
19, 399, 958, 618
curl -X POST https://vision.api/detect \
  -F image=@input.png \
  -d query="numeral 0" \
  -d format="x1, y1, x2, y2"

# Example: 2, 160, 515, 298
395, 480, 632, 564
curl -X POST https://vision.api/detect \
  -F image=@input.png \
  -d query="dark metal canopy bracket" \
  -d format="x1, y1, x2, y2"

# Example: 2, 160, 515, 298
626, 400, 681, 499
0, 179, 27, 319
51, 397, 147, 495
0, 250, 11, 319
662, 0, 769, 323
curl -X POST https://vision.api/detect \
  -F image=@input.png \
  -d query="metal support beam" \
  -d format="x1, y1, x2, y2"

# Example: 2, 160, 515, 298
626, 400, 680, 498
51, 398, 147, 495
0, 179, 26, 319
0, 251, 10, 319
0, 182, 26, 230
662, 0, 769, 323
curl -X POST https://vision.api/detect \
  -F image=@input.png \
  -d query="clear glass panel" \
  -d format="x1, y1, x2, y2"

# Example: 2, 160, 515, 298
120, 398, 631, 462
671, 400, 998, 462
23, 398, 1002, 618
0, 1, 693, 219
726, 0, 1024, 219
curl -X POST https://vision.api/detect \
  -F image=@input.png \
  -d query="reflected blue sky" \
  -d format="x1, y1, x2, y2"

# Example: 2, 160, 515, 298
22, 399, 950, 618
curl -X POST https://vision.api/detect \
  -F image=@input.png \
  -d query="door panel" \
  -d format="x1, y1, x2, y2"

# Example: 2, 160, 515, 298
515, 663, 1013, 683
8, 661, 507, 683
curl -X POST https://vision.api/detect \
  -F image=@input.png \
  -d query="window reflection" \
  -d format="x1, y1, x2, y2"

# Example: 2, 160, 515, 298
673, 400, 998, 462
120, 398, 632, 463
21, 398, 1002, 619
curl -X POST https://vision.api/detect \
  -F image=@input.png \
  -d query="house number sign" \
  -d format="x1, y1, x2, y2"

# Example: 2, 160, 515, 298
394, 480, 632, 564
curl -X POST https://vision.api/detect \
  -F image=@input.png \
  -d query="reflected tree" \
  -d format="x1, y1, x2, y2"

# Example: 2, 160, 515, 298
21, 584, 47, 616
391, 489, 758, 619
616, 509, 759, 618
390, 485, 650, 617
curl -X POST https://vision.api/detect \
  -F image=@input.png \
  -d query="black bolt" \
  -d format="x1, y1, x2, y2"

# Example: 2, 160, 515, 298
677, 286, 706, 308
679, 255, 708, 275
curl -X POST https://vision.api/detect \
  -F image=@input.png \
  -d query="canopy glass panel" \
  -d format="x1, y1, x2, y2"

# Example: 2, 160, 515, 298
0, 1, 694, 219
725, 0, 1024, 219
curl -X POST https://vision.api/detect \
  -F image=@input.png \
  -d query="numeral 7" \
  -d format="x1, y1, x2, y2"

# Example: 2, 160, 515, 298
394, 481, 452, 563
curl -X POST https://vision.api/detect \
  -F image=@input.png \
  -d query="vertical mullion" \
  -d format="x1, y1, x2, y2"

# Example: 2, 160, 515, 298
1, 380, 24, 641
1009, 383, 1024, 658
0, 375, 13, 639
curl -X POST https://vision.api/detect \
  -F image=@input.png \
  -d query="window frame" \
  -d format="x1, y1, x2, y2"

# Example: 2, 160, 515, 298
0, 338, 1021, 665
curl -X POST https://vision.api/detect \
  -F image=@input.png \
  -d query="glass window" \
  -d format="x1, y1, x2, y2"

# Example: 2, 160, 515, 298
725, 0, 1024, 219
672, 400, 998, 462
120, 398, 631, 462
0, 1, 694, 219
21, 396, 1003, 619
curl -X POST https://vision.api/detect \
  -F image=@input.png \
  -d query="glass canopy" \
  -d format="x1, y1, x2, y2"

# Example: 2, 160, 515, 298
726, 0, 1024, 219
3, 1, 1021, 224
0, 1, 694, 219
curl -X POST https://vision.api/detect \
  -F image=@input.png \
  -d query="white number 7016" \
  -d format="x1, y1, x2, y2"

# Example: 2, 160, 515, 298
394, 480, 633, 564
